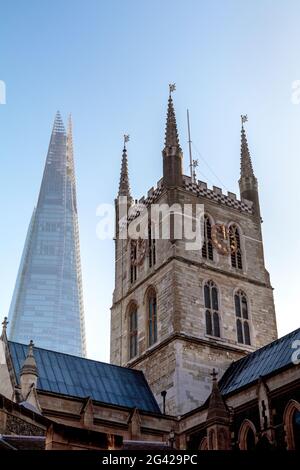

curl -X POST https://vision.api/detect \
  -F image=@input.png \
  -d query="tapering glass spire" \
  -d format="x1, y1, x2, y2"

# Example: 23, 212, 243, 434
8, 112, 86, 357
240, 115, 255, 178
118, 135, 131, 199
53, 110, 65, 134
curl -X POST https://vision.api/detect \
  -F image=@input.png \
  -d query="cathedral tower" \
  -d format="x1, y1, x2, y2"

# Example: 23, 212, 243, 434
110, 89, 277, 415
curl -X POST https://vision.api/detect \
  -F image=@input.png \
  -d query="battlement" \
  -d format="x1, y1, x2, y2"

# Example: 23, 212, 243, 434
182, 175, 253, 214
129, 182, 164, 221
128, 175, 253, 223
133, 181, 164, 208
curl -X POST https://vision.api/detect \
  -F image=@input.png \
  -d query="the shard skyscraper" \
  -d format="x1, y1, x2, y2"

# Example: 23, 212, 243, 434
8, 112, 86, 357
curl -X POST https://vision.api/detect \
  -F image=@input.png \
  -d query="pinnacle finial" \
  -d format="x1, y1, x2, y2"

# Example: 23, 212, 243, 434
118, 135, 132, 199
169, 83, 176, 95
123, 134, 130, 150
241, 114, 248, 128
1, 317, 8, 339
20, 339, 38, 377
28, 339, 34, 355
164, 84, 181, 150
240, 115, 255, 178
207, 368, 229, 421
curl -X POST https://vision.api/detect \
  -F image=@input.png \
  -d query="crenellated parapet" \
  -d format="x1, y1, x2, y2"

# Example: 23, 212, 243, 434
183, 176, 253, 214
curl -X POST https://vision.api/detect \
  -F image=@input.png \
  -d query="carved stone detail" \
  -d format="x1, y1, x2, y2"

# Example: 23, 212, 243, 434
6, 414, 45, 436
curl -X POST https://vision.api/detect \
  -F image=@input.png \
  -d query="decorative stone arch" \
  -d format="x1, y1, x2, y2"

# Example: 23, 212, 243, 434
227, 221, 246, 272
201, 212, 217, 263
227, 220, 244, 235
144, 285, 158, 348
199, 436, 208, 450
202, 278, 223, 311
126, 300, 138, 360
283, 399, 300, 450
238, 419, 257, 450
143, 284, 157, 304
202, 279, 223, 339
203, 211, 216, 225
233, 288, 252, 346
208, 428, 216, 450
125, 299, 138, 319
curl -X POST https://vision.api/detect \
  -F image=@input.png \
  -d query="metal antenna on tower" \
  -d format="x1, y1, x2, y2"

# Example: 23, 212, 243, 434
192, 159, 198, 183
187, 109, 197, 183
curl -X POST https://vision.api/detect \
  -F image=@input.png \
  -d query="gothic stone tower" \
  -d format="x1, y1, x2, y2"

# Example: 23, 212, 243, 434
110, 91, 277, 416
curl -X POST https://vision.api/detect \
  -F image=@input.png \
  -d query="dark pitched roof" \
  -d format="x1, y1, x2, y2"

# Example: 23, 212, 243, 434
8, 341, 161, 414
1, 435, 45, 451
219, 328, 300, 395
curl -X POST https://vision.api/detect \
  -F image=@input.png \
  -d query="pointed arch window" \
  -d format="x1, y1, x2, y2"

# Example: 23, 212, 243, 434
239, 420, 257, 450
204, 281, 220, 337
284, 401, 300, 450
293, 410, 300, 450
148, 221, 156, 268
148, 288, 157, 346
130, 240, 137, 283
199, 437, 208, 451
202, 215, 213, 261
235, 290, 251, 345
129, 304, 138, 359
245, 427, 256, 450
229, 225, 242, 269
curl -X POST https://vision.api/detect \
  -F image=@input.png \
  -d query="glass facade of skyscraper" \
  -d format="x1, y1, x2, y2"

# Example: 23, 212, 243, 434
8, 113, 86, 357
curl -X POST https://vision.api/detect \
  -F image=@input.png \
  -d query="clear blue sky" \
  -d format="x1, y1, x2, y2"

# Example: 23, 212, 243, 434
0, 0, 299, 361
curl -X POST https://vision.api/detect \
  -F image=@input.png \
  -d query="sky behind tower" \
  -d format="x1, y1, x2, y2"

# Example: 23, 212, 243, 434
0, 0, 299, 361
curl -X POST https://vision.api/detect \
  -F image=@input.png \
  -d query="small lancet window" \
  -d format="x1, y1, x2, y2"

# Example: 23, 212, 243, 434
129, 304, 138, 359
148, 221, 156, 268
204, 281, 220, 337
229, 225, 242, 269
235, 290, 251, 345
148, 288, 157, 346
202, 215, 214, 261
130, 240, 137, 283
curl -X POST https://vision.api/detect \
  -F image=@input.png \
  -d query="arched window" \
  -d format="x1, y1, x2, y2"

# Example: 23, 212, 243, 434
148, 221, 156, 268
239, 420, 257, 450
148, 288, 157, 346
129, 304, 138, 359
199, 437, 208, 450
130, 240, 137, 283
204, 281, 220, 337
202, 215, 213, 261
245, 427, 256, 450
229, 225, 242, 269
284, 400, 300, 449
235, 290, 251, 345
293, 410, 300, 450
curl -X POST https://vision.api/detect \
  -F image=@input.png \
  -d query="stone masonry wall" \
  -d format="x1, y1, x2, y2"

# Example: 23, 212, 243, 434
111, 183, 278, 416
